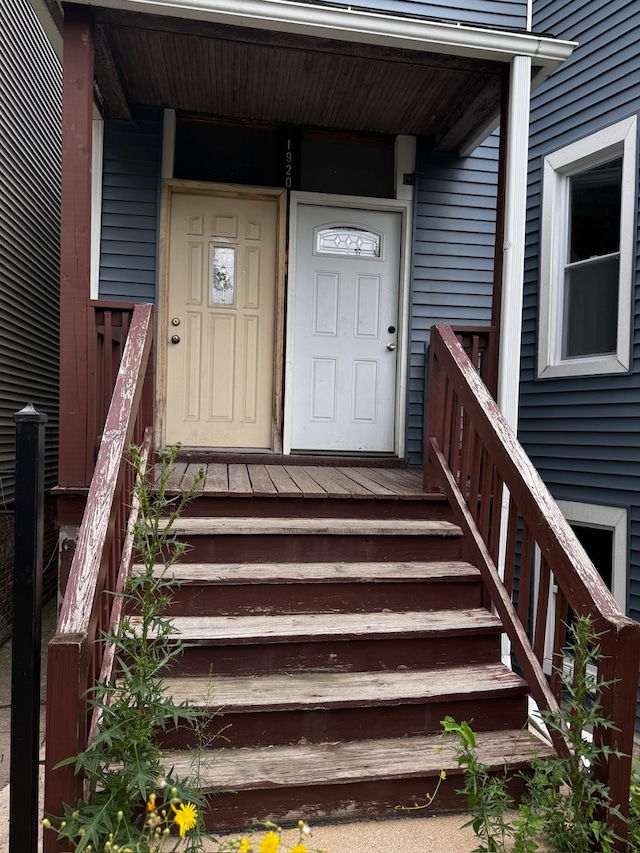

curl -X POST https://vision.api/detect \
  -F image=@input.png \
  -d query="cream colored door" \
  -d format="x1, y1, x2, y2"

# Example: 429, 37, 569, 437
165, 192, 278, 448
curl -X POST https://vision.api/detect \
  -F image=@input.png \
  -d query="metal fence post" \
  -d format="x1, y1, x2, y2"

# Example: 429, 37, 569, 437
10, 404, 47, 853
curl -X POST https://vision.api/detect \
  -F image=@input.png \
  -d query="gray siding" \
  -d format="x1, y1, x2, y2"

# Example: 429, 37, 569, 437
406, 134, 498, 467
520, 0, 640, 699
284, 0, 527, 29
0, 0, 61, 497
99, 107, 163, 303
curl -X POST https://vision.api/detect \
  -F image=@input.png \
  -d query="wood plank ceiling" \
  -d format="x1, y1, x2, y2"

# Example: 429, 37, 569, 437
93, 8, 508, 152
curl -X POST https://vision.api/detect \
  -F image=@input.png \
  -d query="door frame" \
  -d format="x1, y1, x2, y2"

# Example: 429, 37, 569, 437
157, 179, 287, 451
284, 190, 412, 457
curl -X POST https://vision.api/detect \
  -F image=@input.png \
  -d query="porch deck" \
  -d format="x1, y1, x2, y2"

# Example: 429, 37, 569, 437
166, 462, 426, 500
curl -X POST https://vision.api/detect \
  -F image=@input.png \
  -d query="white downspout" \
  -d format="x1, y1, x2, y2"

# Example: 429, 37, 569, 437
497, 55, 532, 667
497, 54, 531, 435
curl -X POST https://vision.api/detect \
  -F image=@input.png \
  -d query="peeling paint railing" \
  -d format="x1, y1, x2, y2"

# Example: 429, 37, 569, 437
90, 301, 135, 464
425, 323, 640, 850
450, 324, 497, 399
44, 304, 154, 853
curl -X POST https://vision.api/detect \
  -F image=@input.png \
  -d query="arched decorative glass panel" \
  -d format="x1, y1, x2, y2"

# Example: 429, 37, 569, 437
315, 226, 381, 258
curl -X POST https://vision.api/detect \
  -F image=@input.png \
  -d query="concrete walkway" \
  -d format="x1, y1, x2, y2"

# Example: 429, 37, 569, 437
0, 601, 487, 852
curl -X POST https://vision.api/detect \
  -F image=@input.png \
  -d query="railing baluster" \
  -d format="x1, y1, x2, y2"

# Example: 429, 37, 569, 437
467, 426, 482, 521
448, 391, 463, 487
477, 444, 492, 540
503, 500, 519, 598
533, 556, 551, 664
442, 379, 455, 464
550, 587, 568, 701
517, 520, 533, 631
487, 467, 503, 565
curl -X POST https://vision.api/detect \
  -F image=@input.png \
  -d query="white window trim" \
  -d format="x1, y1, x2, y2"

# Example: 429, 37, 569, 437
555, 500, 627, 610
537, 115, 637, 379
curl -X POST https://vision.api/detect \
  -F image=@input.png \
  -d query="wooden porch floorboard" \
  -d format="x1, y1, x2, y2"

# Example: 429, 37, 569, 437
167, 462, 428, 500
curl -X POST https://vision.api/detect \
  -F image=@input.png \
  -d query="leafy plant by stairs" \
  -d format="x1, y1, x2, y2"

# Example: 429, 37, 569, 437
44, 446, 320, 853
44, 445, 213, 852
441, 616, 631, 853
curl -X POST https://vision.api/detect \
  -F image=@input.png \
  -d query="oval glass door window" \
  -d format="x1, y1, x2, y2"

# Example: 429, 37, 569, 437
315, 226, 381, 258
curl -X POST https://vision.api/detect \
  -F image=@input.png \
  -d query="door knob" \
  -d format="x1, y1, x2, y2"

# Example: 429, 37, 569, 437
171, 334, 180, 344
386, 342, 397, 351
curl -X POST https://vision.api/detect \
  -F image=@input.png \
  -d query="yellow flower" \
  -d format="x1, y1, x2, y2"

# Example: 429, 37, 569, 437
289, 845, 307, 853
171, 801, 198, 837
259, 830, 281, 853
238, 838, 252, 853
147, 793, 156, 812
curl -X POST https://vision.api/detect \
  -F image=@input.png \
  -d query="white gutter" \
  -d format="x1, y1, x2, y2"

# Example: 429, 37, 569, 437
61, 0, 575, 66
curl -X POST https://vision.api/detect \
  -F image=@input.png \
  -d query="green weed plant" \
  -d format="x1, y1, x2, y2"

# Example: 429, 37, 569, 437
45, 445, 323, 853
440, 616, 630, 853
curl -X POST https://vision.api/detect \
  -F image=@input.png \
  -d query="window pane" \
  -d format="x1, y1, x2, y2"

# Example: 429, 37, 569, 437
569, 159, 621, 262
301, 130, 395, 198
316, 227, 381, 258
563, 255, 619, 358
571, 524, 613, 590
211, 246, 236, 306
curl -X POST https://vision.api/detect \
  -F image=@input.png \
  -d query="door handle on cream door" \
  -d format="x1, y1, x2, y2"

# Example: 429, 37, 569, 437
171, 334, 180, 344
386, 342, 397, 351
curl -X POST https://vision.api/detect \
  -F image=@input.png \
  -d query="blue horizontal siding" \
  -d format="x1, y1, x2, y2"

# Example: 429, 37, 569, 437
289, 0, 527, 29
406, 133, 498, 467
98, 107, 163, 304
521, 0, 640, 730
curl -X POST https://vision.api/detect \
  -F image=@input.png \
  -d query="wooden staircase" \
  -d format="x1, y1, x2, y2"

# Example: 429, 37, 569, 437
46, 317, 640, 853
133, 483, 551, 829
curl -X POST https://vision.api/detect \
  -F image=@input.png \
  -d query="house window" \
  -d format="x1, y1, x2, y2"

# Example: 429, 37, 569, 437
537, 501, 627, 675
537, 116, 637, 378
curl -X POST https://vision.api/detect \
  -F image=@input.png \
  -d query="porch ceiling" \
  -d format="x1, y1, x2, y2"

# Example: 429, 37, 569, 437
93, 8, 508, 152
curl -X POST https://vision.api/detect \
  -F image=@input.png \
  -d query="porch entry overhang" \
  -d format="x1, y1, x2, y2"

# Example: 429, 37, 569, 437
53, 0, 576, 485
64, 0, 575, 156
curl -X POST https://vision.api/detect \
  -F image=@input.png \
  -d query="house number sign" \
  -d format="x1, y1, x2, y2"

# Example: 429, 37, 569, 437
285, 138, 293, 189
279, 126, 300, 190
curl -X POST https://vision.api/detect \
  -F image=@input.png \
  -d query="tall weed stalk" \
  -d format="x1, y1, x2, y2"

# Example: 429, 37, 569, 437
439, 615, 629, 853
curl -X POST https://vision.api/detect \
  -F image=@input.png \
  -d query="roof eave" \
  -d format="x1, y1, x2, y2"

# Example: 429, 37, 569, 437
36, 0, 577, 68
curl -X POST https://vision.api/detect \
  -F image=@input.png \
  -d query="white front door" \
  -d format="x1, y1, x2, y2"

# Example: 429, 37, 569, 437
164, 190, 279, 448
289, 204, 402, 453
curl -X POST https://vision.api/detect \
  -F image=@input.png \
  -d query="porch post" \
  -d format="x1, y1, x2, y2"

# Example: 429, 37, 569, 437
59, 3, 94, 488
496, 55, 531, 433
495, 56, 531, 667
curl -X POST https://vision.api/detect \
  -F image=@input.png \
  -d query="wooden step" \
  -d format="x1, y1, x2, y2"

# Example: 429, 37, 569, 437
166, 517, 462, 536
143, 609, 503, 674
164, 517, 463, 563
179, 493, 455, 521
152, 608, 501, 643
162, 729, 552, 828
158, 663, 528, 747
142, 560, 483, 615
164, 662, 526, 710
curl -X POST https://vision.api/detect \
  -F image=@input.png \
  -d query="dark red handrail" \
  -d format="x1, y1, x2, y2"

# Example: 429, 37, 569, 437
44, 304, 155, 853
425, 323, 640, 850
